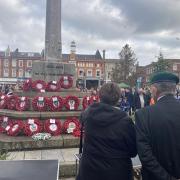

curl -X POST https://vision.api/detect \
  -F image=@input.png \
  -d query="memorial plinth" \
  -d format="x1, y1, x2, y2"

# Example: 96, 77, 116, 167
32, 61, 76, 82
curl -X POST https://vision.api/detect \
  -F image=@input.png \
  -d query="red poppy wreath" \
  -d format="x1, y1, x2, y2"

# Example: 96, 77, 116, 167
32, 80, 47, 92
64, 96, 80, 111
59, 76, 73, 89
46, 81, 61, 92
82, 96, 91, 110
23, 79, 32, 92
7, 95, 18, 110
24, 118, 43, 136
16, 96, 30, 111
0, 116, 10, 133
32, 96, 48, 111
44, 119, 61, 136
0, 95, 8, 109
48, 96, 64, 111
6, 120, 24, 136
63, 117, 80, 134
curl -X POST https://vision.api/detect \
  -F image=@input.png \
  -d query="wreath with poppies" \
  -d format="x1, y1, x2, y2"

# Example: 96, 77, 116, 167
82, 96, 92, 110
44, 119, 61, 136
64, 96, 80, 111
0, 95, 8, 109
63, 117, 80, 134
59, 75, 73, 89
6, 120, 24, 136
24, 118, 43, 136
89, 95, 100, 104
32, 96, 48, 111
7, 95, 18, 110
32, 80, 47, 92
46, 81, 61, 92
23, 79, 32, 92
48, 96, 64, 111
0, 116, 10, 133
16, 96, 30, 111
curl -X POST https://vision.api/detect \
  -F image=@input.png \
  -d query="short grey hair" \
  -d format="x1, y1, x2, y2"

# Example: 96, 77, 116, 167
153, 82, 176, 95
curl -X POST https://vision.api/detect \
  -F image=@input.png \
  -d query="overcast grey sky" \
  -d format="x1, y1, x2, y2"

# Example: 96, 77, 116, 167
0, 0, 180, 65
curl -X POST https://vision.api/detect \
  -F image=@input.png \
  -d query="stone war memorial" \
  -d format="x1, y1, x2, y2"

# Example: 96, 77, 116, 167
0, 0, 141, 179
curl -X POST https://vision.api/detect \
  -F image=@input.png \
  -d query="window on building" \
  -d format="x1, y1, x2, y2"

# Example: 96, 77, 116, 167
173, 64, 177, 71
27, 60, 32, 67
97, 64, 100, 68
79, 69, 84, 77
87, 69, 92, 77
4, 59, 9, 67
3, 68, 9, 77
19, 69, 24, 77
25, 70, 31, 78
12, 68, 17, 77
96, 70, 101, 77
108, 72, 111, 79
12, 59, 16, 67
19, 60, 23, 67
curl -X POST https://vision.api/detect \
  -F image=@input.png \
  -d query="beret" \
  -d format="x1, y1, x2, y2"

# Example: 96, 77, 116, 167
150, 72, 179, 84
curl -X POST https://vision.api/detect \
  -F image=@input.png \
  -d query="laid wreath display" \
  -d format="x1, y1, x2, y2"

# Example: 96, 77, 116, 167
32, 96, 48, 111
44, 119, 61, 136
0, 95, 8, 109
6, 120, 24, 136
48, 96, 64, 111
63, 117, 80, 134
16, 96, 30, 111
89, 95, 100, 104
24, 119, 43, 136
82, 96, 91, 110
59, 76, 73, 89
7, 95, 18, 110
64, 96, 80, 111
32, 80, 47, 92
46, 81, 61, 92
23, 79, 32, 92
0, 116, 9, 133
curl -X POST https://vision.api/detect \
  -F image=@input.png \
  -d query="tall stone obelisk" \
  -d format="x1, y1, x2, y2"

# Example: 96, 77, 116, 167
45, 0, 62, 61
32, 0, 76, 82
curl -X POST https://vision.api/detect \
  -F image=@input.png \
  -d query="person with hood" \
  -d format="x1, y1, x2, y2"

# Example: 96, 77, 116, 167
76, 82, 137, 180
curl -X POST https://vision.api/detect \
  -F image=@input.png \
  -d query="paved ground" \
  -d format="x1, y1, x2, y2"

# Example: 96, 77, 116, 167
7, 148, 79, 163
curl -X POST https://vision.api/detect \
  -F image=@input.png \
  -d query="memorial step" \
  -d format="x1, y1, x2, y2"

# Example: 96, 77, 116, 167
0, 134, 80, 151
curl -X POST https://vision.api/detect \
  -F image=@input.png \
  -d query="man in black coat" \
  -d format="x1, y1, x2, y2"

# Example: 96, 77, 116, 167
135, 72, 180, 180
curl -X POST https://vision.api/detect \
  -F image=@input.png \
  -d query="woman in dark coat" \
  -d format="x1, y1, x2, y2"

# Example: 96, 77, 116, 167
77, 83, 137, 180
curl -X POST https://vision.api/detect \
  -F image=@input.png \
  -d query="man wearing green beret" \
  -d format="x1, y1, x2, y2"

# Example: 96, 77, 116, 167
135, 72, 180, 180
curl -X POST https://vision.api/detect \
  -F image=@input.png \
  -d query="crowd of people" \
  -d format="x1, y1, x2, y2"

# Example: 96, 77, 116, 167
77, 72, 180, 180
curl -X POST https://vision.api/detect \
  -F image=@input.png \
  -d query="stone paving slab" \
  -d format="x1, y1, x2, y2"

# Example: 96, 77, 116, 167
42, 149, 64, 162
24, 150, 42, 160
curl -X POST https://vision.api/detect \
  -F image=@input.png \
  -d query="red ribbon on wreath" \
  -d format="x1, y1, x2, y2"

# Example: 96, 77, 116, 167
59, 76, 73, 89
24, 118, 43, 136
32, 80, 47, 92
16, 96, 30, 111
0, 116, 10, 133
0, 94, 8, 109
44, 119, 61, 136
48, 96, 64, 111
63, 117, 80, 135
82, 96, 92, 110
7, 95, 18, 110
64, 96, 80, 111
23, 79, 32, 92
46, 81, 61, 92
32, 96, 48, 111
6, 120, 24, 136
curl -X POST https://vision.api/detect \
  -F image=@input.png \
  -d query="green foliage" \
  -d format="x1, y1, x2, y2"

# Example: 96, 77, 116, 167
153, 52, 170, 73
112, 44, 137, 84
0, 148, 9, 160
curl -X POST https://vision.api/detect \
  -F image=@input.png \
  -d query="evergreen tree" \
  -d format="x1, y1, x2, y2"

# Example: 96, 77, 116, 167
153, 52, 169, 73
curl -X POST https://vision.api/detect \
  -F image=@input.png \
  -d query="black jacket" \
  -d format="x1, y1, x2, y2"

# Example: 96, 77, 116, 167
135, 95, 180, 180
77, 103, 137, 180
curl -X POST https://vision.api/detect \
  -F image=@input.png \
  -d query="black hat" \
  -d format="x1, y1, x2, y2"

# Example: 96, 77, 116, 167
150, 72, 179, 84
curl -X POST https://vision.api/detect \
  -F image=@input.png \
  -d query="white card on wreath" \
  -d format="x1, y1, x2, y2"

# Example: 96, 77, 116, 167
3, 117, 8, 122
28, 119, 34, 124
50, 119, 56, 124
5, 126, 10, 131
52, 97, 58, 102
1, 95, 5, 99
21, 97, 25, 101
38, 97, 44, 101
52, 81, 57, 84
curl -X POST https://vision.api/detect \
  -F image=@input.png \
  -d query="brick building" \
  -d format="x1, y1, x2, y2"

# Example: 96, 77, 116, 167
0, 47, 42, 84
